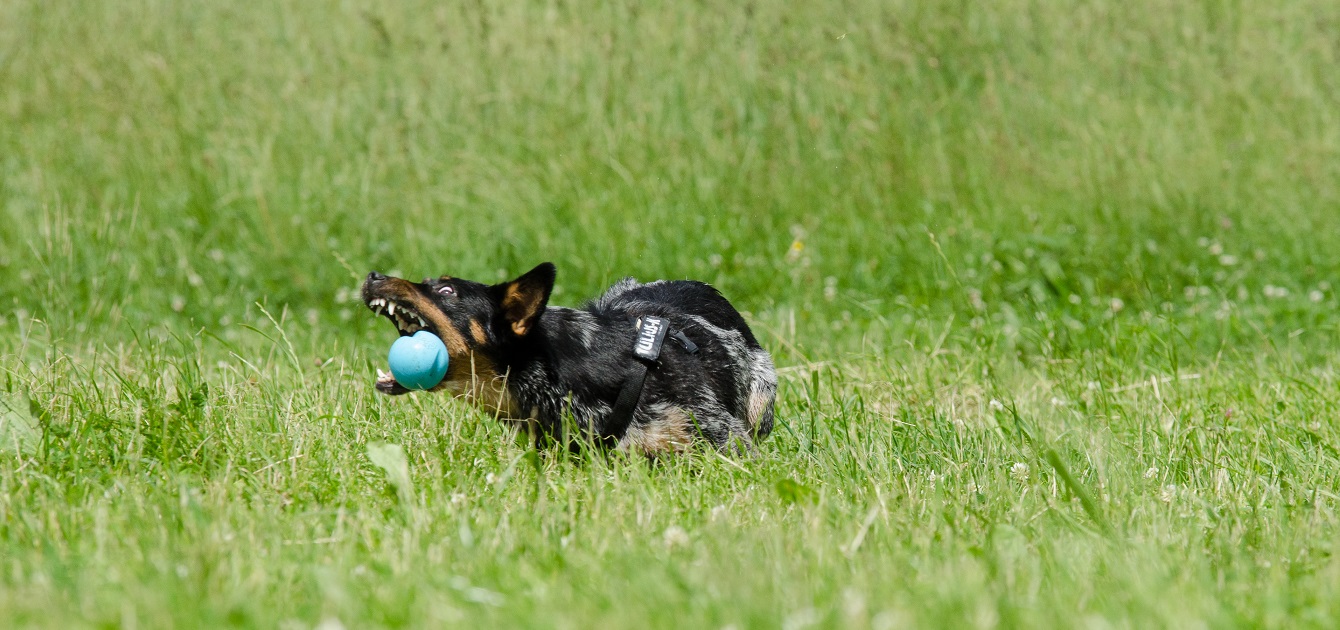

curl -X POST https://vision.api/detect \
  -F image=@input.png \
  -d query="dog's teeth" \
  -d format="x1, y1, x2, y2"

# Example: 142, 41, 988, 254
387, 303, 396, 316
377, 368, 389, 379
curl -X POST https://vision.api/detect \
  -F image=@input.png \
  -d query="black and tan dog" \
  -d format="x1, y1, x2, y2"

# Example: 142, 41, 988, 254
362, 263, 776, 455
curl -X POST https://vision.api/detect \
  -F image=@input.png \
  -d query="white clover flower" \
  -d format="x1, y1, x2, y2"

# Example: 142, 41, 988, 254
1309, 290, 1324, 303
1159, 484, 1176, 503
316, 617, 346, 630
989, 399, 1005, 411
783, 609, 821, 630
1010, 462, 1030, 482
662, 525, 690, 548
842, 588, 867, 620
1144, 466, 1159, 479
967, 288, 986, 311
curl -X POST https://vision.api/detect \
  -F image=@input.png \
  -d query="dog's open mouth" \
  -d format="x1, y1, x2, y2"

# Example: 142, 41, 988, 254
366, 297, 432, 337
363, 291, 438, 394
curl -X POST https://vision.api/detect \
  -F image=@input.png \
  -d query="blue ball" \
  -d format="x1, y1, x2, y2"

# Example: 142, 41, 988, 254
387, 331, 450, 390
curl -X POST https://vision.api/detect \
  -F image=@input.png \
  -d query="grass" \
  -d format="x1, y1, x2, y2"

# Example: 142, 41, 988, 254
3, 0, 1340, 626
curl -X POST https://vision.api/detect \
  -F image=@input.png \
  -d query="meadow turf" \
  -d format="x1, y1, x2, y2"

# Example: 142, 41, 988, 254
3, 0, 1340, 627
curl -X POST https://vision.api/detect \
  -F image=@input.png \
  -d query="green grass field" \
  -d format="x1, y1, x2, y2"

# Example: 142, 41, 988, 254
4, 0, 1340, 627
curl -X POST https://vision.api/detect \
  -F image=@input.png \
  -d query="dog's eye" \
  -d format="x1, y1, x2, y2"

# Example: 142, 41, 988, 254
436, 285, 456, 297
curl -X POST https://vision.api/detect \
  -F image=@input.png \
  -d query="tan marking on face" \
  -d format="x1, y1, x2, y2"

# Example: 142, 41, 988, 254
617, 405, 694, 456
430, 351, 519, 418
469, 319, 487, 345
405, 296, 469, 355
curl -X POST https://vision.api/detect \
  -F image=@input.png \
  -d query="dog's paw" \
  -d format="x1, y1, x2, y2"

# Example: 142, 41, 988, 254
375, 368, 412, 396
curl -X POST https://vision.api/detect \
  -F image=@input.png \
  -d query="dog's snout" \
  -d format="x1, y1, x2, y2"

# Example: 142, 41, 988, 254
367, 271, 386, 282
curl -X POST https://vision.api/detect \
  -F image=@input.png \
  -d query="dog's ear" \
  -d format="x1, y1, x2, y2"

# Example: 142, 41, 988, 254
494, 263, 556, 337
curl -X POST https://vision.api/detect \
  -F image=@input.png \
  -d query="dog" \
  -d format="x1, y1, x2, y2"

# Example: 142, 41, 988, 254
361, 263, 776, 455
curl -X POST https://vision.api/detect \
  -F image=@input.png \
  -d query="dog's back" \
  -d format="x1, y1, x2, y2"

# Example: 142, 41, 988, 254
587, 279, 777, 451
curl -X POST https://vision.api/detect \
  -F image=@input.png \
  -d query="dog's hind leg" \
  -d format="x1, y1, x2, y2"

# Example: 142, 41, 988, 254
744, 348, 777, 439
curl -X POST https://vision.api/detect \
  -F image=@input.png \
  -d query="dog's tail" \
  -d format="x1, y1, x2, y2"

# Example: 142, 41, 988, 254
745, 348, 777, 439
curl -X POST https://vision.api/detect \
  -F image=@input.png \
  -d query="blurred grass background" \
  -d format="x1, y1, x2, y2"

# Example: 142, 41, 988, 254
3, 0, 1340, 627
5, 0, 1338, 357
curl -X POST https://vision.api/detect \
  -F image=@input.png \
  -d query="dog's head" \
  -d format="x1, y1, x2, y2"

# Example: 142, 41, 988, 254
361, 263, 556, 400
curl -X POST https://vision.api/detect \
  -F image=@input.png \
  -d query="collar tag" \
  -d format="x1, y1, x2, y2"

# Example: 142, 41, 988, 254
632, 316, 669, 361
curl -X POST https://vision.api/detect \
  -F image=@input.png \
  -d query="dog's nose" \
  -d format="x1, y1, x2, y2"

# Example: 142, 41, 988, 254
367, 271, 386, 282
